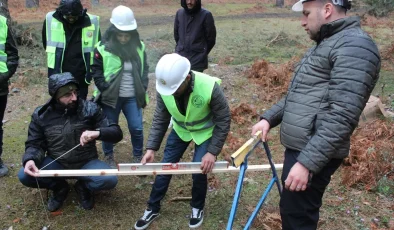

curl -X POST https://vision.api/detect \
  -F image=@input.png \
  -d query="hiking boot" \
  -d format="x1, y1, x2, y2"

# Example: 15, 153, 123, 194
132, 156, 143, 164
134, 209, 160, 230
74, 180, 94, 210
0, 158, 9, 177
47, 181, 70, 212
104, 154, 117, 169
189, 208, 204, 229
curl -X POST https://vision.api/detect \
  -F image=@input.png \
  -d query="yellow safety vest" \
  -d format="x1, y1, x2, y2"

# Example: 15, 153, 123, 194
45, 11, 100, 82
0, 15, 8, 73
161, 72, 221, 145
92, 41, 146, 98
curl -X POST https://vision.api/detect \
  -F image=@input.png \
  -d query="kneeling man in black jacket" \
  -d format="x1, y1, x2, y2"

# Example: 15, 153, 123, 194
18, 72, 123, 211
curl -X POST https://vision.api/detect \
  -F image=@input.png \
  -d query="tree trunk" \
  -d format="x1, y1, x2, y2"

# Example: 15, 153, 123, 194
276, 0, 284, 7
91, 0, 99, 6
26, 0, 39, 8
0, 0, 10, 19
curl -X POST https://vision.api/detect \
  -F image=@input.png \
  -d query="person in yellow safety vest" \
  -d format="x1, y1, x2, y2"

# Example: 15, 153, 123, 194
91, 6, 149, 168
0, 14, 19, 177
134, 53, 231, 230
42, 0, 101, 100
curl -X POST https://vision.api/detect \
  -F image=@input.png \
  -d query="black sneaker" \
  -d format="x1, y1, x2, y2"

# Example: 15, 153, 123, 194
104, 154, 117, 169
47, 182, 70, 212
189, 208, 204, 228
74, 180, 94, 210
0, 158, 8, 177
134, 209, 160, 230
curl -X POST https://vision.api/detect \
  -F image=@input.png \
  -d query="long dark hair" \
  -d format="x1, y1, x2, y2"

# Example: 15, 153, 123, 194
103, 24, 142, 64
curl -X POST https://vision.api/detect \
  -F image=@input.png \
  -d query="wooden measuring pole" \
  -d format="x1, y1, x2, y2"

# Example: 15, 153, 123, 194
37, 164, 283, 177
231, 131, 262, 167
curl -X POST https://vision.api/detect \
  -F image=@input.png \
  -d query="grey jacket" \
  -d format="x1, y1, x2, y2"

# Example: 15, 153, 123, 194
261, 16, 381, 173
146, 73, 230, 156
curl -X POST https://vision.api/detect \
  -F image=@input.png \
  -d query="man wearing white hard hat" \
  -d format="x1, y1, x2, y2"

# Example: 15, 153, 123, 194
251, 0, 380, 229
134, 53, 230, 229
91, 5, 149, 167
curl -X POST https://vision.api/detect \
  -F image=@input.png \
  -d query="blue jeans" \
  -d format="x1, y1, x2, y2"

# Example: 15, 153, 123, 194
101, 97, 143, 158
18, 157, 118, 192
147, 129, 211, 212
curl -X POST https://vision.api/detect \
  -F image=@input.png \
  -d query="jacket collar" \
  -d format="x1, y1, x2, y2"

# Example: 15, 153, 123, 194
317, 16, 360, 43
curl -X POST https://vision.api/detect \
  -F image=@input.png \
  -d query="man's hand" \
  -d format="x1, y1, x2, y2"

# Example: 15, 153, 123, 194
141, 150, 155, 164
251, 119, 270, 142
80, 130, 100, 146
284, 162, 310, 192
201, 152, 216, 174
24, 160, 39, 177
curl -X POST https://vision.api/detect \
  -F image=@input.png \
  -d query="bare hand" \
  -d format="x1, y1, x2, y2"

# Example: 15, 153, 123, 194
24, 160, 39, 177
284, 162, 310, 192
201, 152, 216, 174
141, 150, 155, 164
80, 130, 100, 146
251, 119, 270, 142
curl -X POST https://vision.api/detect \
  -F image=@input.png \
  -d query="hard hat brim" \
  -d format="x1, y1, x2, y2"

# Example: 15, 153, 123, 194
292, 0, 304, 11
110, 19, 138, 31
156, 77, 185, 96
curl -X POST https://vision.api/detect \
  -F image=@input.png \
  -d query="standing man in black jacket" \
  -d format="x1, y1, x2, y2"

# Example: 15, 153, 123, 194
252, 0, 381, 229
0, 13, 19, 177
42, 0, 101, 99
18, 73, 122, 211
174, 0, 216, 72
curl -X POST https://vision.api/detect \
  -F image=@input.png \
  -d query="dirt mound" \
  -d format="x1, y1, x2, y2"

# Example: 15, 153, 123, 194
342, 120, 394, 190
247, 58, 297, 102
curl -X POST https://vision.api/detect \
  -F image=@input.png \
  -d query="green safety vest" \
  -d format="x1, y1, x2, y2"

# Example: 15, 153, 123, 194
92, 41, 146, 98
0, 15, 8, 73
161, 72, 221, 145
45, 11, 100, 81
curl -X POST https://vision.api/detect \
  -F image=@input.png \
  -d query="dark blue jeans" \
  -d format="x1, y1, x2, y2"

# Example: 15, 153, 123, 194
101, 97, 143, 158
0, 95, 7, 158
280, 149, 342, 230
147, 129, 211, 212
18, 157, 118, 192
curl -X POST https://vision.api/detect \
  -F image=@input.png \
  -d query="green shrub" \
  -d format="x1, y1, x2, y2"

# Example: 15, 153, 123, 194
363, 0, 394, 17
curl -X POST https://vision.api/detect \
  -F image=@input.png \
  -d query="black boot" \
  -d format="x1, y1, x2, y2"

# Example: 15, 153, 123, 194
74, 180, 94, 210
47, 181, 70, 212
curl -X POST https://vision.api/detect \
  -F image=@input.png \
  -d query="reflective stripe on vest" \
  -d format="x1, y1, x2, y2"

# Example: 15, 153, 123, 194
92, 41, 145, 97
45, 12, 100, 71
161, 72, 222, 145
0, 15, 8, 73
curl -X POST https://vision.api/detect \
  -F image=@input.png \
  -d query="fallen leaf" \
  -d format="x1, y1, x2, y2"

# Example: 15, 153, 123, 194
363, 201, 371, 206
50, 210, 63, 217
12, 218, 21, 223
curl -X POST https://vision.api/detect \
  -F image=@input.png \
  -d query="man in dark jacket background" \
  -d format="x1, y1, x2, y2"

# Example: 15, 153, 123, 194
18, 73, 122, 212
174, 0, 216, 72
0, 14, 19, 177
252, 0, 381, 229
42, 0, 101, 99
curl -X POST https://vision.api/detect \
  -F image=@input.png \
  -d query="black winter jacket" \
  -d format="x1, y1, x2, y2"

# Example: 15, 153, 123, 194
174, 0, 216, 71
0, 16, 19, 96
22, 74, 122, 169
42, 11, 101, 88
146, 73, 230, 156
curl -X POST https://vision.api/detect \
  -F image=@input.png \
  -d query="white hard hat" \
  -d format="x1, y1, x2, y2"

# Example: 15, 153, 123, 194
292, 0, 351, 11
155, 53, 191, 96
110, 5, 137, 31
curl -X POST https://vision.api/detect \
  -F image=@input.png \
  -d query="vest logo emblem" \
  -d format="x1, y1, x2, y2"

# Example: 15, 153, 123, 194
160, 79, 166, 85
87, 31, 93, 37
191, 95, 204, 108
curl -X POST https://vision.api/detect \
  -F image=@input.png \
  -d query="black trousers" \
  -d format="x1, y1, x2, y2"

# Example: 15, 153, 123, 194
0, 95, 7, 158
280, 149, 342, 230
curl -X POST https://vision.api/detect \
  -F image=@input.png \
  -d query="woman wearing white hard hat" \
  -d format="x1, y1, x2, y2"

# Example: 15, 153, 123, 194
91, 5, 149, 166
